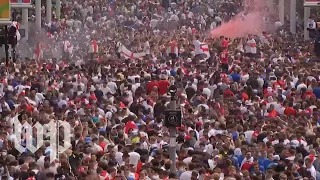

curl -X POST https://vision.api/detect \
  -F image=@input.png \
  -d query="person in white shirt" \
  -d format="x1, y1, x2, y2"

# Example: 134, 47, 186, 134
259, 32, 270, 45
193, 35, 202, 56
100, 83, 111, 96
245, 35, 257, 57
91, 138, 103, 154
306, 157, 317, 179
144, 40, 150, 55
307, 17, 317, 38
297, 82, 307, 94
107, 80, 118, 94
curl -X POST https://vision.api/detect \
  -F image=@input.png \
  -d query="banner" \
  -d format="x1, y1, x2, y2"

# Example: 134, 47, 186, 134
0, 0, 10, 21
10, 0, 31, 3
10, 0, 32, 8
304, 0, 320, 6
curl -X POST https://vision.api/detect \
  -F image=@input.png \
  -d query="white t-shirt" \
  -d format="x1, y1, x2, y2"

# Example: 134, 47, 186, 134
129, 152, 141, 167
245, 39, 257, 54
307, 166, 317, 179
179, 171, 192, 180
297, 83, 307, 93
193, 40, 202, 55
244, 130, 254, 143
144, 41, 150, 55
150, 19, 158, 28
307, 19, 316, 29
202, 88, 211, 98
107, 81, 118, 94
210, 22, 217, 29
115, 152, 124, 164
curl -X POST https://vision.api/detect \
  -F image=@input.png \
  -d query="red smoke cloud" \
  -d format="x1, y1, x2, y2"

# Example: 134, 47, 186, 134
211, 0, 269, 38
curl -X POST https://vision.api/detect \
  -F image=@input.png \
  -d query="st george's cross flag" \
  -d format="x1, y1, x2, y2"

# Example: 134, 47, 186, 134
116, 42, 145, 60
62, 40, 73, 54
33, 43, 43, 62
166, 41, 179, 56
199, 42, 210, 58
10, 21, 21, 41
89, 40, 98, 53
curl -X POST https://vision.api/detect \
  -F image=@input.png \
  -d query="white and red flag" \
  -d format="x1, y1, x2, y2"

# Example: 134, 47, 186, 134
89, 40, 99, 53
47, 32, 54, 39
10, 21, 21, 41
117, 42, 145, 60
166, 41, 179, 56
199, 42, 210, 58
62, 40, 73, 54
33, 43, 43, 62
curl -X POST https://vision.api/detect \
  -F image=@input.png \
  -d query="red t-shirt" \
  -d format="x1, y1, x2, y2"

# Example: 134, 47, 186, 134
220, 51, 229, 64
302, 91, 316, 100
268, 110, 278, 117
99, 142, 107, 151
223, 89, 234, 98
222, 39, 228, 49
242, 92, 249, 101
146, 81, 160, 94
284, 107, 296, 117
136, 161, 143, 173
273, 81, 285, 89
241, 161, 254, 171
158, 80, 170, 95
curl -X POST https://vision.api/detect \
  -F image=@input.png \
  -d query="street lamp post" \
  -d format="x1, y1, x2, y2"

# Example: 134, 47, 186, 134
164, 85, 182, 175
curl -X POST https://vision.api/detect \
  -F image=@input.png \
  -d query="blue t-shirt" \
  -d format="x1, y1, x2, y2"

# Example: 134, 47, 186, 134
258, 157, 271, 171
170, 69, 177, 77
313, 87, 320, 99
92, 117, 100, 123
230, 73, 241, 82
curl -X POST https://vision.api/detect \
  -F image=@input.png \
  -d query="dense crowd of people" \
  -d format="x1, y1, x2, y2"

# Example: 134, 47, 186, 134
1, 0, 320, 180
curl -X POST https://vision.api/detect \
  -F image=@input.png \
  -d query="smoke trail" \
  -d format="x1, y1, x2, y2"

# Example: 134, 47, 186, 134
211, 0, 270, 38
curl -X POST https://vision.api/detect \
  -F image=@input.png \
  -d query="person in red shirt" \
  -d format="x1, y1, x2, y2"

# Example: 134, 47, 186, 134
242, 91, 249, 101
302, 89, 316, 100
221, 36, 229, 49
241, 152, 254, 171
146, 76, 160, 94
272, 80, 285, 89
268, 109, 278, 117
158, 75, 170, 95
223, 88, 234, 98
284, 102, 296, 117
220, 47, 229, 73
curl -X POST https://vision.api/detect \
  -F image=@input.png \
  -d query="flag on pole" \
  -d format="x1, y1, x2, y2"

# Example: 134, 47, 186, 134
117, 42, 145, 60
62, 40, 73, 54
89, 40, 98, 53
33, 43, 43, 62
10, 21, 21, 41
47, 32, 54, 39
198, 42, 210, 58
166, 41, 178, 56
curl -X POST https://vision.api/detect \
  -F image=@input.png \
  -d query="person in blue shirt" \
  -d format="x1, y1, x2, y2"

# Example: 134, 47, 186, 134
170, 68, 177, 77
267, 155, 280, 169
258, 151, 272, 171
313, 84, 320, 99
236, 149, 245, 167
230, 71, 240, 82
